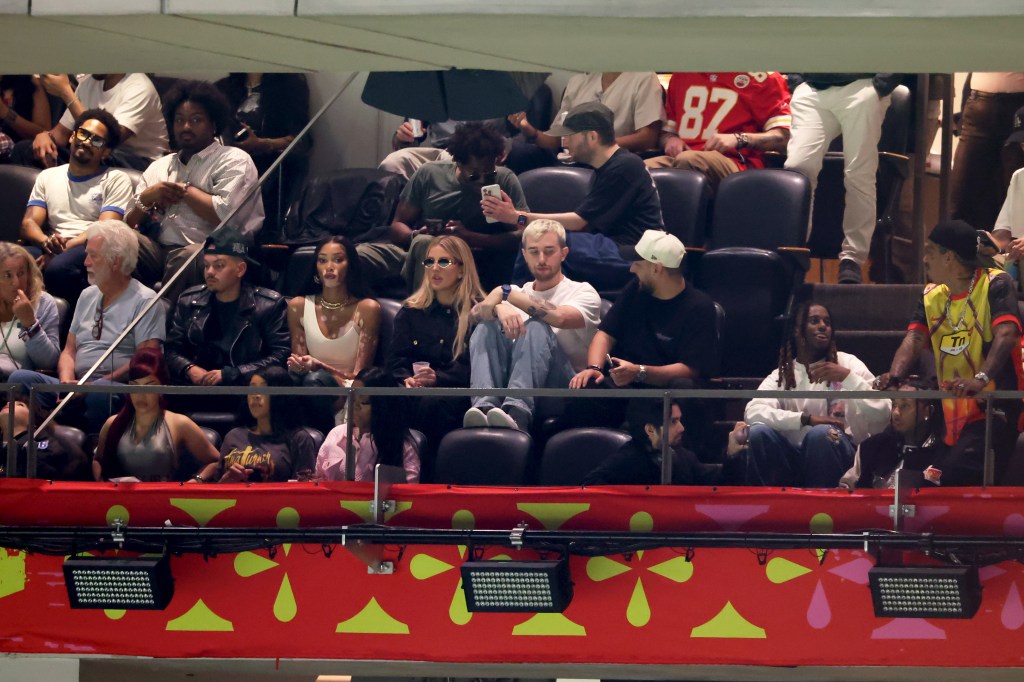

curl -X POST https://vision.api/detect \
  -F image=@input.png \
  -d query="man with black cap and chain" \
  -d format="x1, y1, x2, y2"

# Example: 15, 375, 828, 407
875, 219, 1023, 485
165, 226, 289, 387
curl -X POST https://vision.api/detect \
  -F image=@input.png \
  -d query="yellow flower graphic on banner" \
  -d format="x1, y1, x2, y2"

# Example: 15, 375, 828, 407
585, 512, 694, 628
231, 507, 301, 622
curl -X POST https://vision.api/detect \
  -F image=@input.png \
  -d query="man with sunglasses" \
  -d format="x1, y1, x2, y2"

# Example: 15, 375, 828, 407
368, 122, 528, 292
21, 109, 134, 306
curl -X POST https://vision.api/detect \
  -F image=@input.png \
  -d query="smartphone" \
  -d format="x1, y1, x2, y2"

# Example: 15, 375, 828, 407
481, 184, 501, 223
234, 127, 251, 142
423, 219, 444, 235
605, 354, 620, 370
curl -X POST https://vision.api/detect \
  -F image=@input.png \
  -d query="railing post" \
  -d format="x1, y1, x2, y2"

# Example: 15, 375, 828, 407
983, 398, 995, 486
660, 392, 672, 485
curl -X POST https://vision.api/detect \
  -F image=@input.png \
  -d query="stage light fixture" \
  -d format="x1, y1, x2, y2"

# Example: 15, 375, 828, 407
868, 565, 981, 619
63, 553, 174, 610
461, 559, 573, 613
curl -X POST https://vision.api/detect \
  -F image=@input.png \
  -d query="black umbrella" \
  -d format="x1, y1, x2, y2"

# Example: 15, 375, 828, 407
361, 69, 549, 122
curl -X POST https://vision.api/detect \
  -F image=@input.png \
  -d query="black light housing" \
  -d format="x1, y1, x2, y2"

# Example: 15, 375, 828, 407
868, 565, 981, 619
461, 559, 573, 613
63, 553, 174, 610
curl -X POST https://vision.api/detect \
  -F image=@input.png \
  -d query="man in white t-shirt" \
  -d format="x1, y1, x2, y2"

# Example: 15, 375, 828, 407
15, 74, 168, 170
21, 108, 134, 304
465, 219, 601, 431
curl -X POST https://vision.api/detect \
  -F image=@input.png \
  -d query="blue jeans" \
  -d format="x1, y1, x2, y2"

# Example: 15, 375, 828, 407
742, 423, 855, 487
9, 370, 123, 434
469, 318, 575, 426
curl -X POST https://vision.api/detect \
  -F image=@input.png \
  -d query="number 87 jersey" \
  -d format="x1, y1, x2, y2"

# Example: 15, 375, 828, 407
663, 72, 792, 170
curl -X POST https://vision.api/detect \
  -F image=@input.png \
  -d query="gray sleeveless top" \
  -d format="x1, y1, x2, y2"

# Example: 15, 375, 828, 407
116, 414, 176, 481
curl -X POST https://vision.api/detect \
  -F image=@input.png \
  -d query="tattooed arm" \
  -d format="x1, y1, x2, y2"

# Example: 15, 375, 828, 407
506, 289, 584, 329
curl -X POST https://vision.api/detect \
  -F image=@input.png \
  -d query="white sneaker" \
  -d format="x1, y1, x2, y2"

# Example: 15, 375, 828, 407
486, 407, 520, 430
463, 406, 488, 428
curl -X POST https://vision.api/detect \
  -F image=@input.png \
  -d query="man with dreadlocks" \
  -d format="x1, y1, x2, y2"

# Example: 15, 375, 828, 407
734, 301, 890, 486
875, 219, 1023, 485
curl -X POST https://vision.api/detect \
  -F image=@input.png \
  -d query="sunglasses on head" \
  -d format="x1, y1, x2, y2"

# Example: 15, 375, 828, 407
422, 257, 461, 269
73, 128, 108, 149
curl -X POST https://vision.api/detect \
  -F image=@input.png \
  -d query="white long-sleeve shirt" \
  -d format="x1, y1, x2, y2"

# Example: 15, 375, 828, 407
743, 351, 891, 447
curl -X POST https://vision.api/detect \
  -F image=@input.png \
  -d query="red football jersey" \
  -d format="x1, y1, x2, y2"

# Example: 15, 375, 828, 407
664, 72, 791, 169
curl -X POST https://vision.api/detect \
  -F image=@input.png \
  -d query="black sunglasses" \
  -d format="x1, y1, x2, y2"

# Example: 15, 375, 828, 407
464, 170, 497, 183
422, 257, 461, 269
92, 306, 104, 340
73, 128, 108, 149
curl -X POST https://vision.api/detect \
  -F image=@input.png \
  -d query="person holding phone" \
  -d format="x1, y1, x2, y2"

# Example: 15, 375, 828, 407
383, 122, 530, 292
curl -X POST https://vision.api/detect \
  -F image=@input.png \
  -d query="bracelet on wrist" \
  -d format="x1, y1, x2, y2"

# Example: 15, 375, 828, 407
585, 364, 603, 372
800, 412, 811, 427
193, 474, 207, 483
133, 192, 156, 213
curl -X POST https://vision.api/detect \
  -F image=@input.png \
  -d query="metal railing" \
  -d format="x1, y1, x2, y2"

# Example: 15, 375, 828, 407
11, 382, 1020, 487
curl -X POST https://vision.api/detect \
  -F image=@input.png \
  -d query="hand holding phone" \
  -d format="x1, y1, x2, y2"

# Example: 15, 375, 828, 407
481, 184, 501, 223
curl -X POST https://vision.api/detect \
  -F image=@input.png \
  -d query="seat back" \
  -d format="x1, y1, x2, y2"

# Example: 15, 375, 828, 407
51, 296, 71, 347
280, 169, 406, 247
119, 167, 144, 192
879, 85, 912, 155
0, 165, 40, 243
434, 428, 533, 485
518, 166, 593, 214
539, 427, 631, 485
649, 168, 711, 248
277, 245, 318, 298
707, 169, 810, 250
375, 298, 403, 366
200, 427, 222, 450
697, 248, 793, 378
298, 426, 325, 454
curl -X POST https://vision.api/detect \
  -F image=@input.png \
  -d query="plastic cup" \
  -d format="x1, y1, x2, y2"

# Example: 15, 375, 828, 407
412, 361, 430, 375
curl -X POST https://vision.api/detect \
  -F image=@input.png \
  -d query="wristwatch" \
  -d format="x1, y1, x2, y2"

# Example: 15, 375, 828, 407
736, 132, 750, 149
635, 365, 648, 384
516, 213, 528, 227
974, 371, 991, 385
501, 284, 512, 302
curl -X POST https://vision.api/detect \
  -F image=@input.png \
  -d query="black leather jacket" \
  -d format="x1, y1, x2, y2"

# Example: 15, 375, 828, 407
165, 283, 290, 385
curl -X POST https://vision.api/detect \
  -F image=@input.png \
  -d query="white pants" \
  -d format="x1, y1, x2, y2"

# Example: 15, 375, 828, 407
785, 79, 890, 264
378, 147, 453, 179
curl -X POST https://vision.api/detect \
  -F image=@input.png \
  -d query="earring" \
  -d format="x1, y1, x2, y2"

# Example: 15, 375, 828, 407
313, 274, 321, 284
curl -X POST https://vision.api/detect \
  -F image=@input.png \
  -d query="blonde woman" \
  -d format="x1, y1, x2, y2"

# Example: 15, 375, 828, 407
385, 235, 483, 480
0, 242, 60, 379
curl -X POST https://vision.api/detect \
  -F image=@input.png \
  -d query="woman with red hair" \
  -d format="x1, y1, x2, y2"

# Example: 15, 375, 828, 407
93, 348, 220, 482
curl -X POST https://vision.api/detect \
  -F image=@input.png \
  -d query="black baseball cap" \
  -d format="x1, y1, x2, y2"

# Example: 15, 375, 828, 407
545, 101, 615, 138
928, 219, 998, 269
1007, 105, 1024, 146
203, 226, 254, 264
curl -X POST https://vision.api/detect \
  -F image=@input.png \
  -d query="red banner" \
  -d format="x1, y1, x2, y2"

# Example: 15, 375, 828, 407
2, 480, 1024, 667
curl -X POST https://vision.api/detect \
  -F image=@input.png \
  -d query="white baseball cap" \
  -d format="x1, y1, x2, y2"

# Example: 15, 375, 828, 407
630, 230, 686, 268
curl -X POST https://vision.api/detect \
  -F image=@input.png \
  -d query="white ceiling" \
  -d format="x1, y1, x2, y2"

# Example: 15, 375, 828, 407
1, 1, 1024, 74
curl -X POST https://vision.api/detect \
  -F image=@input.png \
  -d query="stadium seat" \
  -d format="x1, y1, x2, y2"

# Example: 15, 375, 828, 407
698, 169, 811, 379
649, 168, 711, 249
0, 165, 40, 243
434, 428, 532, 485
518, 166, 593, 213
375, 298, 403, 366
539, 427, 631, 485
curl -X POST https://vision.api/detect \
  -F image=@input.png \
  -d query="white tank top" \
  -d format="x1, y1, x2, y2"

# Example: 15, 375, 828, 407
303, 295, 359, 374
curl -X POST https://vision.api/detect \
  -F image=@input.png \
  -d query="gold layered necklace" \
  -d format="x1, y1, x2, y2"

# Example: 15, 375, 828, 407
319, 296, 355, 311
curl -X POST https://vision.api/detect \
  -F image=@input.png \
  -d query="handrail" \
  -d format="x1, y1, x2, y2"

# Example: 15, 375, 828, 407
20, 383, 1019, 486
32, 72, 360, 439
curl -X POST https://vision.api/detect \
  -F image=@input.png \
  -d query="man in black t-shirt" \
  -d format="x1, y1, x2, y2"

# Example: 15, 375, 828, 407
484, 101, 664, 292
165, 227, 290, 386
566, 230, 717, 436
